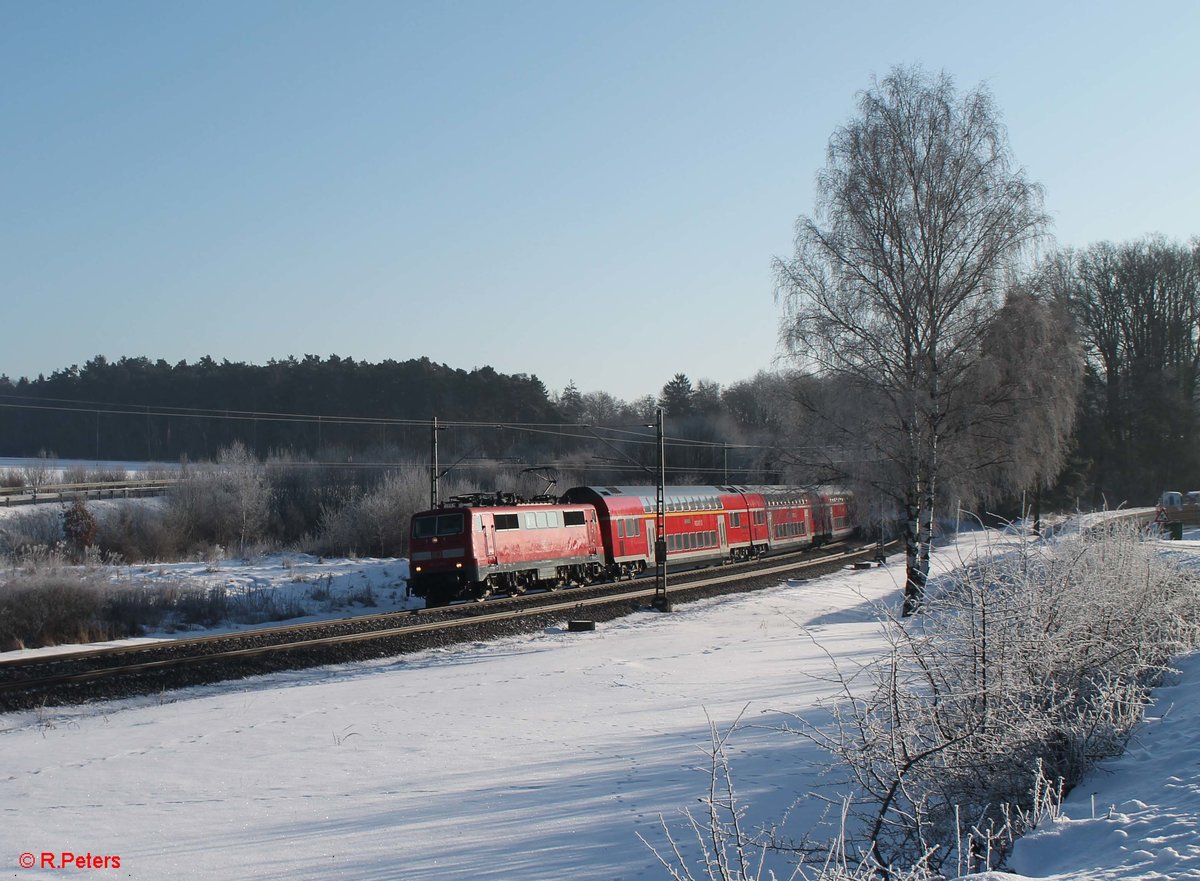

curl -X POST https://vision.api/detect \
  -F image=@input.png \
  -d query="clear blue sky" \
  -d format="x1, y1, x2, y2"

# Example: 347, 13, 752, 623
3, 1, 1197, 402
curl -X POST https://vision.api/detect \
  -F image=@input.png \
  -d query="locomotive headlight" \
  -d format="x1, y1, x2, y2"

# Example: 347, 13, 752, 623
455, 562, 463, 568
414, 565, 422, 573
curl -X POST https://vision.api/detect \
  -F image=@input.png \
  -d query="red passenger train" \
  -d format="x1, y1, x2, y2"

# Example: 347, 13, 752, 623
408, 485, 856, 606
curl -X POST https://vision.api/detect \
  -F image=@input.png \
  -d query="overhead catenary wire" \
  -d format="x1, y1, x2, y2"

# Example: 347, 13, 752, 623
0, 393, 834, 456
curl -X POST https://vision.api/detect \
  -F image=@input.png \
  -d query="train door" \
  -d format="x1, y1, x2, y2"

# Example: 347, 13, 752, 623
718, 515, 727, 552
587, 513, 599, 557
483, 516, 497, 564
645, 521, 656, 563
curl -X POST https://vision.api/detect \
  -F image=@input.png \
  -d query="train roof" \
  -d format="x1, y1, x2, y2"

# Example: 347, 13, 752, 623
566, 484, 844, 498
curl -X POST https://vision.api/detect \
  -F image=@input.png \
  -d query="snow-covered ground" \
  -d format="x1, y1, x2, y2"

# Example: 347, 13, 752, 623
1, 526, 1197, 881
4, 554, 415, 661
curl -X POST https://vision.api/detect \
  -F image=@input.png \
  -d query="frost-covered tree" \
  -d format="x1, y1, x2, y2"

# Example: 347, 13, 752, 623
775, 65, 1047, 611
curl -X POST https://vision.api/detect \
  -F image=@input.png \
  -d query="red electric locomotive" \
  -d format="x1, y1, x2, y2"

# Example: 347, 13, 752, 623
409, 493, 607, 604
408, 485, 856, 606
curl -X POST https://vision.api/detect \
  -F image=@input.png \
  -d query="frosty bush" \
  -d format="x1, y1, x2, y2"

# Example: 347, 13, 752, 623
310, 470, 471, 557
0, 571, 113, 650
166, 442, 270, 554
646, 523, 1200, 881
798, 521, 1200, 877
95, 502, 175, 562
0, 506, 63, 556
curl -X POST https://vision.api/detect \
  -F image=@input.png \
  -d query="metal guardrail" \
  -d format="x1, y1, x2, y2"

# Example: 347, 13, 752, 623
0, 478, 178, 507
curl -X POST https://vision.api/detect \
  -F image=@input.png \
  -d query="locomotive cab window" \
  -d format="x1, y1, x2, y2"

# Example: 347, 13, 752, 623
564, 511, 586, 526
413, 513, 464, 538
494, 514, 519, 530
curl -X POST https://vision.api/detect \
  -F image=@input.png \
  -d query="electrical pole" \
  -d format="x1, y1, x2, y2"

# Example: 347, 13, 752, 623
430, 416, 444, 507
653, 407, 670, 612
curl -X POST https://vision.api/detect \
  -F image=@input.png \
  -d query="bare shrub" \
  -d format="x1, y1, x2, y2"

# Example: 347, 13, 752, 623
63, 498, 98, 561
61, 465, 90, 485
95, 502, 176, 562
0, 507, 63, 555
21, 453, 56, 493
103, 583, 230, 632
646, 524, 1200, 881
793, 522, 1200, 876
166, 442, 270, 555
0, 572, 114, 650
311, 469, 465, 557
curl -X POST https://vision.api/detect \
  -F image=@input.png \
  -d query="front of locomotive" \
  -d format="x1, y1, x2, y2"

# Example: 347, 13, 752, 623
408, 506, 478, 606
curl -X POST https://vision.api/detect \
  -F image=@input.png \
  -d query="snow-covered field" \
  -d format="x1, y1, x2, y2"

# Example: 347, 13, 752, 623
1, 525, 1197, 881
4, 554, 415, 661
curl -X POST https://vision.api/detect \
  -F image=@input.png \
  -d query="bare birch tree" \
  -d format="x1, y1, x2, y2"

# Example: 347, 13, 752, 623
775, 66, 1047, 611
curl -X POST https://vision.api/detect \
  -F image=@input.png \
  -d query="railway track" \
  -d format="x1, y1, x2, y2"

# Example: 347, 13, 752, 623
0, 540, 895, 712
2, 509, 1155, 713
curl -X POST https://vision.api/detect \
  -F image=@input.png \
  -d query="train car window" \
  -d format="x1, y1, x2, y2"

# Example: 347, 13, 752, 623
495, 514, 520, 530
642, 497, 652, 513
618, 520, 626, 538
564, 511, 585, 526
709, 531, 716, 546
629, 519, 640, 537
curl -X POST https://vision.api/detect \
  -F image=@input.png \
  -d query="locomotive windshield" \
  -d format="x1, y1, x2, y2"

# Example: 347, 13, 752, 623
412, 513, 464, 538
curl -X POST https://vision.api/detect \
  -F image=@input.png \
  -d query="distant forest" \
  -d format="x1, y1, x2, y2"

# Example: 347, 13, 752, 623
0, 355, 785, 486
0, 355, 564, 463
3, 229, 1200, 521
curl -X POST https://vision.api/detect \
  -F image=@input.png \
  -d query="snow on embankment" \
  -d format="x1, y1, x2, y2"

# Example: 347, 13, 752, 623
955, 653, 1200, 881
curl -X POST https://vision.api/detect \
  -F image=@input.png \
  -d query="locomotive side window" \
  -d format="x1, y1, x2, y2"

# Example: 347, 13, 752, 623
495, 514, 519, 530
564, 511, 586, 526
